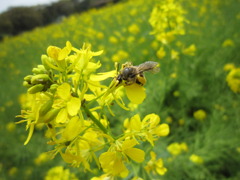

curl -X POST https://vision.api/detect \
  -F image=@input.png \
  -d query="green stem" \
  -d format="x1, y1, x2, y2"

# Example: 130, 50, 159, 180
82, 104, 109, 134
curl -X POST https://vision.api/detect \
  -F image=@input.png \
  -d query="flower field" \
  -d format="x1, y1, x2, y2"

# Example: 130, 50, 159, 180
0, 0, 240, 179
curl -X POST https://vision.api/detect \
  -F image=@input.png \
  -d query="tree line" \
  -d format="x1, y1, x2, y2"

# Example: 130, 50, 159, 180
0, 0, 120, 40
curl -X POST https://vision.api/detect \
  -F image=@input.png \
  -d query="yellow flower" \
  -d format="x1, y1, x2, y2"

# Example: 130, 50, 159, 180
144, 151, 167, 176
124, 114, 169, 146
109, 36, 118, 44
6, 122, 16, 132
226, 68, 240, 93
193, 109, 207, 121
149, 0, 188, 44
34, 153, 50, 165
167, 142, 188, 156
111, 50, 129, 62
128, 24, 140, 34
53, 83, 81, 123
47, 41, 72, 61
223, 63, 235, 71
8, 167, 18, 177
182, 44, 196, 56
171, 49, 180, 60
96, 32, 104, 39
44, 166, 78, 180
99, 139, 145, 177
189, 154, 204, 164
156, 47, 166, 59
222, 39, 235, 47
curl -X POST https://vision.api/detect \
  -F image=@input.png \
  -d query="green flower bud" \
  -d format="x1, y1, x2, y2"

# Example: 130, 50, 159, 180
32, 65, 46, 74
41, 108, 61, 123
27, 84, 44, 94
24, 75, 33, 83
31, 74, 49, 85
41, 55, 53, 71
39, 99, 54, 117
23, 81, 31, 88
49, 84, 58, 93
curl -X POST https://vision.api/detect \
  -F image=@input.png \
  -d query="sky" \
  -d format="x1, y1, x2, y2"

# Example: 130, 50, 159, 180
0, 0, 59, 13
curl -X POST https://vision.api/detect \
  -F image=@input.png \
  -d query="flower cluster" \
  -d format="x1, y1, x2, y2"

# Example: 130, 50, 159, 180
149, 0, 196, 60
17, 42, 169, 178
149, 0, 188, 45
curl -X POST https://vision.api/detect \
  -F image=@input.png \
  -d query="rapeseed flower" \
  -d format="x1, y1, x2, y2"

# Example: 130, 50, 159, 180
99, 139, 145, 177
193, 109, 207, 121
189, 154, 204, 164
124, 114, 169, 146
145, 151, 167, 176
167, 142, 188, 156
44, 166, 78, 180
226, 68, 240, 93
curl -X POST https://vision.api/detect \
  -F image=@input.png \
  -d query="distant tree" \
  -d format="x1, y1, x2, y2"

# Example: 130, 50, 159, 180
4, 7, 43, 35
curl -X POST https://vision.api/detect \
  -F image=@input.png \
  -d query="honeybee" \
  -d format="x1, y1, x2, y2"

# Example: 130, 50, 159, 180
116, 61, 159, 86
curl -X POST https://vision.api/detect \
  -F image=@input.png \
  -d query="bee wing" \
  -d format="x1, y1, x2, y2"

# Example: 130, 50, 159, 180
137, 61, 160, 74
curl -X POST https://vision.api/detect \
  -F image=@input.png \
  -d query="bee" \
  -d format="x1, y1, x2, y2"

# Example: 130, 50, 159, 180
116, 61, 159, 86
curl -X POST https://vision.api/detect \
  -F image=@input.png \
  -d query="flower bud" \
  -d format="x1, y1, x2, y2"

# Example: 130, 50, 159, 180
23, 81, 31, 88
41, 108, 60, 123
32, 65, 46, 74
39, 99, 54, 117
31, 74, 49, 85
24, 75, 33, 83
50, 84, 58, 93
27, 84, 44, 94
41, 55, 52, 71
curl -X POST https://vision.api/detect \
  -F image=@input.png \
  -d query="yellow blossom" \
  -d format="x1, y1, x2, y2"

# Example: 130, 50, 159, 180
99, 139, 145, 177
222, 39, 235, 47
171, 49, 180, 60
34, 153, 50, 165
128, 24, 140, 34
223, 63, 235, 71
156, 47, 166, 59
193, 109, 207, 121
167, 142, 188, 156
44, 166, 78, 180
226, 68, 240, 93
124, 114, 169, 146
109, 36, 118, 44
144, 151, 167, 176
189, 154, 204, 164
6, 122, 16, 132
182, 44, 196, 56
8, 167, 18, 177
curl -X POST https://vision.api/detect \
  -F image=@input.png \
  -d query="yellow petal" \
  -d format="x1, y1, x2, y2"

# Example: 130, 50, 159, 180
122, 139, 138, 150
67, 97, 81, 116
62, 116, 82, 141
47, 46, 61, 60
125, 84, 146, 104
90, 70, 116, 81
130, 114, 141, 131
124, 148, 145, 163
57, 83, 71, 100
55, 108, 68, 123
57, 41, 72, 60
155, 124, 170, 136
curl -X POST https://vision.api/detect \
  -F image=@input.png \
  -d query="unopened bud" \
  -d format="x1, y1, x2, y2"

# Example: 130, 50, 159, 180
27, 84, 44, 94
31, 74, 49, 85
